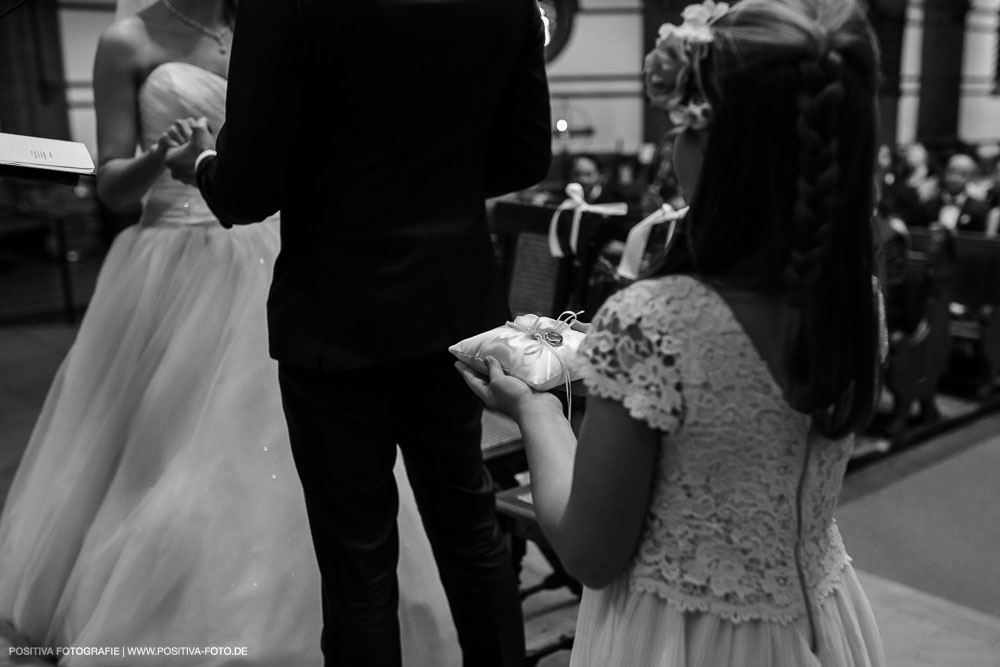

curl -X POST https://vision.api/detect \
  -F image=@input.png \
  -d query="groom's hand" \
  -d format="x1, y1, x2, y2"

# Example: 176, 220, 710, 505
165, 117, 216, 185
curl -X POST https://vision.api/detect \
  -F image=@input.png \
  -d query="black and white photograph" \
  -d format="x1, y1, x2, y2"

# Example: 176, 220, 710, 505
0, 0, 998, 665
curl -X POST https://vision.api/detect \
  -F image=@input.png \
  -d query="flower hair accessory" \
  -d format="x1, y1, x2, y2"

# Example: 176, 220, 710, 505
644, 0, 729, 133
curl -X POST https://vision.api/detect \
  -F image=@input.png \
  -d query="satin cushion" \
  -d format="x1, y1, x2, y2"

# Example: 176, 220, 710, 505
450, 314, 587, 392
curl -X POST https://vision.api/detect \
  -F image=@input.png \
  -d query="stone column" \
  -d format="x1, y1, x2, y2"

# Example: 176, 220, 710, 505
916, 0, 971, 150
870, 0, 909, 145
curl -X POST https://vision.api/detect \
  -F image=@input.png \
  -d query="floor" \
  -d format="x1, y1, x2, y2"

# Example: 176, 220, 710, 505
2, 249, 1000, 666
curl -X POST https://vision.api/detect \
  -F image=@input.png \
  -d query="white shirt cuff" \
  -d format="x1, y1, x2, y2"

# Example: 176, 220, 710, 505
194, 149, 218, 173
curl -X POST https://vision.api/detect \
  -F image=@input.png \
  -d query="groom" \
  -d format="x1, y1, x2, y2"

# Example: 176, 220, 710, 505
166, 0, 551, 665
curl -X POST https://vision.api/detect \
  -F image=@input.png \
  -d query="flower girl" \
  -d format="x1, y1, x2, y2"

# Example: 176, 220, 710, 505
459, 0, 887, 665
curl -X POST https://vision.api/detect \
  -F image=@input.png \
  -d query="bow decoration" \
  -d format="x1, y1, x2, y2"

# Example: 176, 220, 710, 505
501, 310, 584, 416
548, 183, 628, 259
616, 204, 689, 280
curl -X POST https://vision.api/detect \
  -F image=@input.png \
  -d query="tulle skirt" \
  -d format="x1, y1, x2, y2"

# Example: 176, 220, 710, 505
0, 220, 458, 666
571, 565, 885, 667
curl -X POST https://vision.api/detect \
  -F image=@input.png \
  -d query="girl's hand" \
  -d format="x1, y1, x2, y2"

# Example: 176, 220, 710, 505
455, 356, 559, 418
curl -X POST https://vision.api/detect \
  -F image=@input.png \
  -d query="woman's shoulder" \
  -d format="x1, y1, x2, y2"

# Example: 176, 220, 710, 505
96, 17, 156, 73
98, 6, 176, 70
99, 15, 148, 51
96, 14, 182, 92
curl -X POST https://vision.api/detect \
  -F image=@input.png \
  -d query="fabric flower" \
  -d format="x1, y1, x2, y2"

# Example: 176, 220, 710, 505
680, 0, 730, 42
643, 0, 730, 133
644, 30, 693, 111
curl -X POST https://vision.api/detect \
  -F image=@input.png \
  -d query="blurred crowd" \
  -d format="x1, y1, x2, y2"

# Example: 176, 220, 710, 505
502, 139, 1000, 299
516, 140, 1000, 235
877, 142, 1000, 236
511, 139, 686, 216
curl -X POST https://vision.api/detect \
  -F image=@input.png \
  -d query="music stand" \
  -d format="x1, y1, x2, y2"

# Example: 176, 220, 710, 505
0, 132, 96, 323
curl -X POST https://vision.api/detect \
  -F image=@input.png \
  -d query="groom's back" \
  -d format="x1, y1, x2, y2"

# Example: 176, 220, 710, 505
265, 0, 552, 368
295, 0, 543, 216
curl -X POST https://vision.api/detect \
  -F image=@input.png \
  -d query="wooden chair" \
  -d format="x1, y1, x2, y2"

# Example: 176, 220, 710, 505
491, 199, 639, 318
495, 484, 578, 667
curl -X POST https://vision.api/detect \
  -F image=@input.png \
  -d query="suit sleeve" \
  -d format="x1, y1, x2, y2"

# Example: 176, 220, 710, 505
197, 0, 306, 227
483, 0, 552, 198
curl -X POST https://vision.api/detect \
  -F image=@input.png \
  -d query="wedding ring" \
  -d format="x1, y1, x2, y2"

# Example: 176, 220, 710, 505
542, 330, 564, 346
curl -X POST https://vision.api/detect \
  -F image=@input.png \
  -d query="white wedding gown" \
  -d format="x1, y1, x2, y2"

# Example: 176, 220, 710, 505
0, 62, 459, 666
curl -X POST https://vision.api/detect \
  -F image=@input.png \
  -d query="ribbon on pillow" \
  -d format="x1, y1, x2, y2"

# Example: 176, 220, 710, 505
616, 204, 689, 280
548, 183, 628, 259
500, 310, 583, 417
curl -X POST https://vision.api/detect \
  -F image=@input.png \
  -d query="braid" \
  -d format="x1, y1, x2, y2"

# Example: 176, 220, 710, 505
784, 51, 847, 416
785, 52, 845, 305
650, 0, 882, 436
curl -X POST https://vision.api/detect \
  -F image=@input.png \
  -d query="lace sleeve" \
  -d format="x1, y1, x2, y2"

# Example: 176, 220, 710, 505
577, 279, 685, 433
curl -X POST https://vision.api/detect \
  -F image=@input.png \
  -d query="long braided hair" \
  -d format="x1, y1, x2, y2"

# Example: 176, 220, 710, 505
651, 0, 881, 439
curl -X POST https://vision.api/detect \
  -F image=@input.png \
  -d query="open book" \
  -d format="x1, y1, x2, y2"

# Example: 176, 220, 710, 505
0, 132, 96, 182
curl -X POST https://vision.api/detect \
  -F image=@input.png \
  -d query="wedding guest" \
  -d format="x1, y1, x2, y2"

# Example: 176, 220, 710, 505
902, 141, 940, 203
918, 153, 992, 232
0, 0, 458, 665
569, 154, 627, 205
460, 0, 887, 665
976, 154, 1000, 236
986, 158, 1000, 209
968, 146, 997, 201
877, 143, 922, 228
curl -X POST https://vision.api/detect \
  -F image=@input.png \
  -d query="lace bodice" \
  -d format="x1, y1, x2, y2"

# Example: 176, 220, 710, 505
136, 62, 227, 226
578, 275, 852, 624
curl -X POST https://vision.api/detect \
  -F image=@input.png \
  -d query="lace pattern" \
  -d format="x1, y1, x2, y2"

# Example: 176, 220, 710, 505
578, 275, 852, 624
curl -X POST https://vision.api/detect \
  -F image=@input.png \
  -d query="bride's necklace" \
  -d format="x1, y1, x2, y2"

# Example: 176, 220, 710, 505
161, 0, 230, 55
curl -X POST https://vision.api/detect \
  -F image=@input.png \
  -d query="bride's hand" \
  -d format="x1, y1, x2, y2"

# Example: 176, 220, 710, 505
153, 117, 196, 159
455, 357, 559, 419
164, 117, 216, 185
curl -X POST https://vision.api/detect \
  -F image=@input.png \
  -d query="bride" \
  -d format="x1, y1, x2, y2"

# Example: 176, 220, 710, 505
0, 1, 458, 664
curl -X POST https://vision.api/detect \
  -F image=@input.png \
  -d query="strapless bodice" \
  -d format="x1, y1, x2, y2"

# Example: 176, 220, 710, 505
137, 62, 227, 226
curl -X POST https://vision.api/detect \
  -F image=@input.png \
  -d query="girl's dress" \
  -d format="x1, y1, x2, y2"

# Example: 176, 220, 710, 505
572, 274, 885, 667
0, 62, 458, 666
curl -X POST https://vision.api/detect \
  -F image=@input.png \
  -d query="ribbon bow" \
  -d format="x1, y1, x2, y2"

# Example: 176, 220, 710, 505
502, 310, 583, 416
548, 183, 628, 259
616, 204, 689, 280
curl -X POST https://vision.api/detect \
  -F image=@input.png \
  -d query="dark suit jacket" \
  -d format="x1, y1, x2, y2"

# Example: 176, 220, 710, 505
197, 0, 552, 370
918, 192, 991, 233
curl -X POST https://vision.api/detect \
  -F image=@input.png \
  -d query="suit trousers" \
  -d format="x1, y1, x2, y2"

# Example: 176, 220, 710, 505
277, 351, 525, 667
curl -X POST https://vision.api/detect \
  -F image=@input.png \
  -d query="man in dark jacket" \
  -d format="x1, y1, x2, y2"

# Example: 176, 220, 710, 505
166, 1, 552, 665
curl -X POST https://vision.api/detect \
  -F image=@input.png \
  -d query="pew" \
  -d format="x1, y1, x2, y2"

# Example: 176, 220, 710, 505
908, 229, 1000, 396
